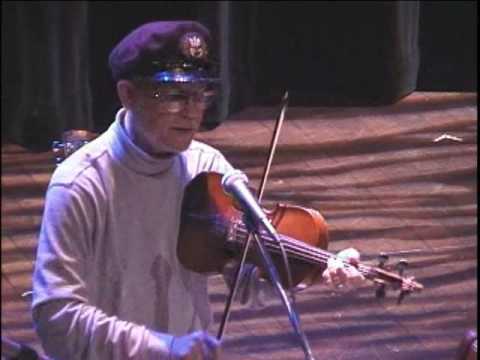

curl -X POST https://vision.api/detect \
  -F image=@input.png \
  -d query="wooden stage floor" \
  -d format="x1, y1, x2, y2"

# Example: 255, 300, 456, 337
1, 92, 477, 359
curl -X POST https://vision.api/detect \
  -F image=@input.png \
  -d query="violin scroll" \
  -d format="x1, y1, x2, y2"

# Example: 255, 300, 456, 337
365, 256, 423, 303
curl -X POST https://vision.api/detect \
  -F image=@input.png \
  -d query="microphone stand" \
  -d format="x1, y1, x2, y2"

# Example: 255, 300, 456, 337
244, 215, 316, 360
217, 213, 315, 360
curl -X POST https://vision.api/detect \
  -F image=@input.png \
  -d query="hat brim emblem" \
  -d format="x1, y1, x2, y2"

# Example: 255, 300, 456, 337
179, 33, 208, 60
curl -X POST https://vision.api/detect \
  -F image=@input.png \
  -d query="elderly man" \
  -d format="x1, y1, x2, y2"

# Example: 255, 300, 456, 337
32, 21, 363, 360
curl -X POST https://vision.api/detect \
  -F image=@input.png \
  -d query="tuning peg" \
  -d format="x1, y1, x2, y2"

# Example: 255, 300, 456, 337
378, 253, 389, 268
396, 259, 409, 276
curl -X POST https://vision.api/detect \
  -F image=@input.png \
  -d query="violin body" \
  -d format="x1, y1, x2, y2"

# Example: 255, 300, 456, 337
177, 172, 329, 288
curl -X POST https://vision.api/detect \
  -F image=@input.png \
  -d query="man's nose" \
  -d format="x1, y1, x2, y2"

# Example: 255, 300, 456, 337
181, 98, 205, 117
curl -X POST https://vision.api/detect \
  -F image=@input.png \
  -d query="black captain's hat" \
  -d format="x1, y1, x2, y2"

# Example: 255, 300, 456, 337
108, 21, 218, 84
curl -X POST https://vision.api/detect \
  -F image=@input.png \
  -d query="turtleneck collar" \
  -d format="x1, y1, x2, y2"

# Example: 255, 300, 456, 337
107, 108, 176, 176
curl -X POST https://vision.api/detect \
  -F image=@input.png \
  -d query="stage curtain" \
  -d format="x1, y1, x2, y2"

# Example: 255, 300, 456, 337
0, 1, 428, 149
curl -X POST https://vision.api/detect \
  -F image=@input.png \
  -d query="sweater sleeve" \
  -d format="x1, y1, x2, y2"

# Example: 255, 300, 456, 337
32, 184, 173, 359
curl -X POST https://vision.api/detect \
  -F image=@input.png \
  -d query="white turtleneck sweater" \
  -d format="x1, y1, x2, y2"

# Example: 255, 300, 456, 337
32, 108, 236, 359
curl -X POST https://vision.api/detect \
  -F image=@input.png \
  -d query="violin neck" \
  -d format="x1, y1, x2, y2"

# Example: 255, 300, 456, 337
228, 221, 422, 291
230, 222, 364, 272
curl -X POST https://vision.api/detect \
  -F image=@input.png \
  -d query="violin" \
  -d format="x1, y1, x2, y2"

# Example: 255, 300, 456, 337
177, 171, 424, 300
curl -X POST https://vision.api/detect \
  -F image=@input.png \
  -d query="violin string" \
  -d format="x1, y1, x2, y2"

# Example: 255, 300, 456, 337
234, 226, 335, 264
191, 212, 385, 280
231, 224, 421, 289
235, 230, 372, 278
232, 226, 420, 289
191, 213, 323, 266
233, 224, 332, 263
233, 225, 373, 278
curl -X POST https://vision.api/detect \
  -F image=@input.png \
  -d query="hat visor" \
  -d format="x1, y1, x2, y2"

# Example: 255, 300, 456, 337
152, 70, 220, 84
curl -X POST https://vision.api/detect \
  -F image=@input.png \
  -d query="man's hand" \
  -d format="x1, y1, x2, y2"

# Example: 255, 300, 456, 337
170, 331, 221, 360
322, 248, 366, 289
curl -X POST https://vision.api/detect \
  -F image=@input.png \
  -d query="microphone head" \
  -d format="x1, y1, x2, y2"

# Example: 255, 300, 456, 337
221, 169, 249, 194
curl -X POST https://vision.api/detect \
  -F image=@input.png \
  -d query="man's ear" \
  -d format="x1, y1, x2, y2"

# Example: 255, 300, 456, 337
116, 80, 137, 109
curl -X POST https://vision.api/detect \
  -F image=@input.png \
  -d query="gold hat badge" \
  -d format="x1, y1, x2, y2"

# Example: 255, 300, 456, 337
179, 32, 209, 60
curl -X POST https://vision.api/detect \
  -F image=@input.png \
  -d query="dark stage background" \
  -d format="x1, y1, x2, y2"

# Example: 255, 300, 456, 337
1, 1, 477, 151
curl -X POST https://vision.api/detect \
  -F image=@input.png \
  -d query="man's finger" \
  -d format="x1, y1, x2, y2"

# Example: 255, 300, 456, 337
337, 248, 360, 264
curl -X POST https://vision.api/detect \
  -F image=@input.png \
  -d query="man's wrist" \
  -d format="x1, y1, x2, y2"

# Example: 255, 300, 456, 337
148, 330, 175, 360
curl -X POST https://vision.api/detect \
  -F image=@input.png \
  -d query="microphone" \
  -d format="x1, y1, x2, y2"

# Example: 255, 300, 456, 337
221, 169, 279, 238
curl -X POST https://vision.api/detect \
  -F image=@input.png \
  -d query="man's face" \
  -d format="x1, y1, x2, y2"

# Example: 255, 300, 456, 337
127, 80, 216, 155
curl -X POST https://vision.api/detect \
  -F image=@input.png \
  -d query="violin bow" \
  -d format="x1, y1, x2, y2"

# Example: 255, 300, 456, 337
217, 91, 288, 337
256, 90, 289, 201
217, 92, 290, 341
254, 91, 297, 302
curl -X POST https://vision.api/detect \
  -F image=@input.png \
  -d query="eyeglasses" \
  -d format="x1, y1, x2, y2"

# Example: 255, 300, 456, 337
151, 88, 216, 109
136, 81, 217, 112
